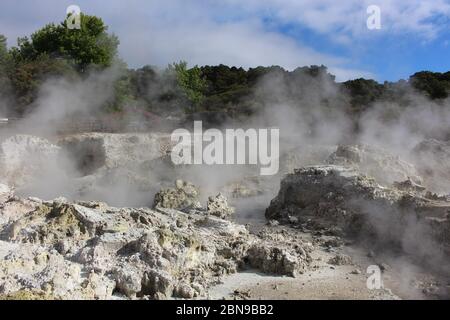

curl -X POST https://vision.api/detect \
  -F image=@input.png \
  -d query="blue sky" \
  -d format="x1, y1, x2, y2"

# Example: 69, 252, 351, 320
1, 0, 449, 81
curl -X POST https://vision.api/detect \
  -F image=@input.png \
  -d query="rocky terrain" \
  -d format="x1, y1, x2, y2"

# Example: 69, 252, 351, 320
0, 179, 313, 300
266, 166, 450, 263
0, 133, 449, 300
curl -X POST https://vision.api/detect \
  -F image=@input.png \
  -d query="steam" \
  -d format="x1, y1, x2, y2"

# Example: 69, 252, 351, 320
15, 64, 125, 136
0, 64, 449, 286
358, 93, 450, 157
2, 64, 449, 199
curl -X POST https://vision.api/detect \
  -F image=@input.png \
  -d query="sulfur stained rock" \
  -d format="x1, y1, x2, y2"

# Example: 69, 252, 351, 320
247, 245, 304, 277
113, 268, 143, 298
246, 226, 312, 278
153, 180, 202, 212
266, 165, 450, 260
328, 254, 352, 266
207, 193, 235, 219
0, 185, 311, 300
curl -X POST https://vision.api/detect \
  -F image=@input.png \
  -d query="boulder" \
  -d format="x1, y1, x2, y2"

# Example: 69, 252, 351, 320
207, 193, 235, 219
266, 165, 450, 259
0, 190, 311, 299
153, 180, 202, 212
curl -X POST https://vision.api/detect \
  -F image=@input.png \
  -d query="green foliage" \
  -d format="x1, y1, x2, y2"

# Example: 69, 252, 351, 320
199, 65, 250, 113
201, 64, 247, 95
13, 13, 119, 71
2, 13, 450, 124
129, 65, 158, 99
169, 61, 207, 111
342, 78, 385, 113
0, 35, 13, 114
104, 60, 135, 112
3, 14, 119, 115
410, 71, 450, 99
127, 65, 188, 117
0, 35, 8, 63
9, 54, 79, 114
196, 65, 337, 115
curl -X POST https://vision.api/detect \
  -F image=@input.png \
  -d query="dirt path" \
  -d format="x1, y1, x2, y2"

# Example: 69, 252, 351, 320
208, 228, 449, 300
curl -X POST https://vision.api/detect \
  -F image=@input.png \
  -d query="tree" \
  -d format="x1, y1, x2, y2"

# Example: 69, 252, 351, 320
169, 61, 206, 111
5, 14, 120, 114
129, 65, 158, 99
0, 35, 8, 62
12, 13, 119, 71
342, 78, 385, 113
410, 71, 449, 100
9, 54, 79, 114
103, 60, 135, 112
0, 35, 13, 115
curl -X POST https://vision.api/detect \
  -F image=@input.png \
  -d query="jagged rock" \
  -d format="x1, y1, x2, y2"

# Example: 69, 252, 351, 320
0, 188, 311, 299
393, 178, 426, 192
174, 282, 196, 299
207, 193, 235, 219
328, 254, 352, 266
153, 180, 202, 212
327, 144, 422, 187
266, 165, 450, 259
0, 240, 115, 300
113, 268, 143, 298
247, 245, 303, 277
246, 227, 312, 277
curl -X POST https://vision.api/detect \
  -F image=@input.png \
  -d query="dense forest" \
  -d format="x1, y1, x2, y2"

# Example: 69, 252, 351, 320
0, 13, 449, 125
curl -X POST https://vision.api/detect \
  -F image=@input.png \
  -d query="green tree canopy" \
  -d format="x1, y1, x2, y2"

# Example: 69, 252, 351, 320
12, 13, 119, 71
169, 61, 206, 111
342, 78, 385, 112
410, 71, 450, 99
9, 54, 79, 113
0, 35, 8, 63
0, 35, 13, 115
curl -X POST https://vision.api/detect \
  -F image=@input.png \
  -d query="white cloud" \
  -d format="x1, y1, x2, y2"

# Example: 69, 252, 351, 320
117, 17, 374, 80
221, 0, 450, 40
104, 0, 375, 80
